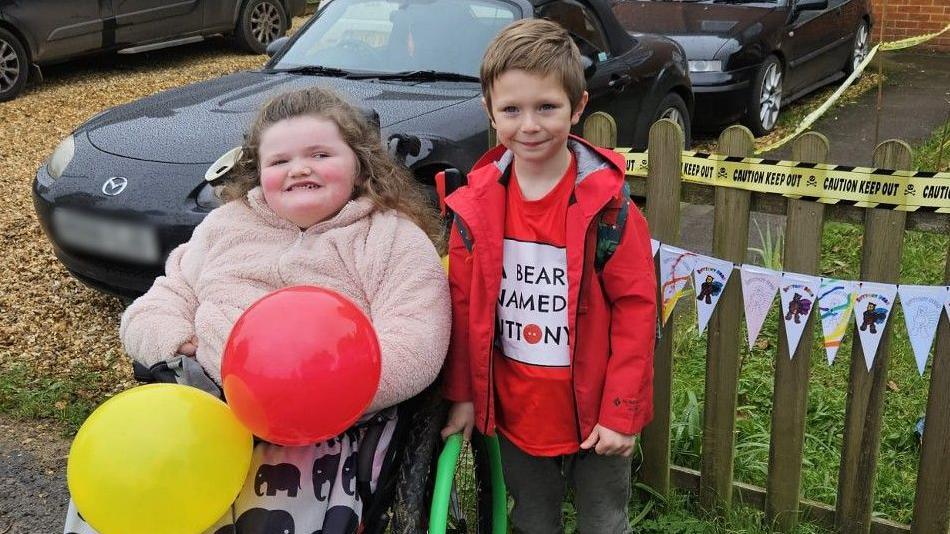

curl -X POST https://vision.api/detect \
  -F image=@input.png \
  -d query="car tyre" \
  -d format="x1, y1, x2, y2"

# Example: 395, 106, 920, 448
744, 55, 783, 136
0, 27, 29, 102
636, 92, 692, 149
845, 20, 870, 75
233, 0, 289, 54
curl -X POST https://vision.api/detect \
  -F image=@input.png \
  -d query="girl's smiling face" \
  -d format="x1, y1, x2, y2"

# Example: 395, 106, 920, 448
258, 115, 359, 229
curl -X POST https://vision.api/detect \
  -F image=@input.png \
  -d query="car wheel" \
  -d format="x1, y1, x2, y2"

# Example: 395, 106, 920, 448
744, 56, 783, 136
233, 0, 289, 54
845, 21, 870, 75
0, 28, 28, 102
637, 92, 692, 149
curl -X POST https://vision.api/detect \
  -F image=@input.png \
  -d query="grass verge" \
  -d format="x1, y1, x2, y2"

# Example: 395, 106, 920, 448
665, 223, 947, 527
913, 118, 950, 171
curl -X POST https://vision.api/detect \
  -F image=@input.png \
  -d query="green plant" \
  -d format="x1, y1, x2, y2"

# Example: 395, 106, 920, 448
748, 218, 784, 270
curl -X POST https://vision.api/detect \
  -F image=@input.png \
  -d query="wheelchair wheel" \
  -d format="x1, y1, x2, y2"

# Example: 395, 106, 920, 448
387, 391, 446, 533
427, 431, 505, 534
442, 432, 500, 534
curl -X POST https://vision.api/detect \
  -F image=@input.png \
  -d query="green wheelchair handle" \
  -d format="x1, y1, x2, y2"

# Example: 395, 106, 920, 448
428, 432, 508, 534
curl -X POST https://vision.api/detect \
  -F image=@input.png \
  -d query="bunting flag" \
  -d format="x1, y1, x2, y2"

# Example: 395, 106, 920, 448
818, 278, 856, 365
691, 254, 735, 334
651, 239, 660, 257
853, 281, 898, 371
659, 245, 696, 325
898, 285, 946, 375
740, 265, 783, 349
779, 273, 821, 358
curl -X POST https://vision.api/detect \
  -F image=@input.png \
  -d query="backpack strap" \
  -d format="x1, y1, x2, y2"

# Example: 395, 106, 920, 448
435, 168, 465, 218
594, 181, 631, 273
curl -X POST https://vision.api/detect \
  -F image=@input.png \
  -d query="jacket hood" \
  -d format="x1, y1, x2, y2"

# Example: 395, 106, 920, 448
613, 1, 775, 59
81, 70, 479, 164
465, 135, 626, 192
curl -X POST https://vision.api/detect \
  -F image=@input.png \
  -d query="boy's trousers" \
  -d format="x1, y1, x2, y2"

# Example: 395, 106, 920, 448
498, 434, 632, 534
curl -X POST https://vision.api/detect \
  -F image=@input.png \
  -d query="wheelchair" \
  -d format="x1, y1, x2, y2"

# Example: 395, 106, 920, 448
131, 359, 507, 534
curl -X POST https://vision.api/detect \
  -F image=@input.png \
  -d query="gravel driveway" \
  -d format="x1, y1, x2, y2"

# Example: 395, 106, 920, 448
0, 25, 305, 532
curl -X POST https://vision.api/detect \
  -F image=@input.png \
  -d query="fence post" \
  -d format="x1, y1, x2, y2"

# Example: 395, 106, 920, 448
765, 132, 830, 531
583, 111, 618, 149
582, 112, 618, 148
910, 240, 950, 533
700, 125, 755, 513
834, 140, 911, 534
640, 119, 684, 498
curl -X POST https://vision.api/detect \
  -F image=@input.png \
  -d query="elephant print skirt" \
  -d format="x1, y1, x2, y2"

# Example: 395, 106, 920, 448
63, 409, 398, 534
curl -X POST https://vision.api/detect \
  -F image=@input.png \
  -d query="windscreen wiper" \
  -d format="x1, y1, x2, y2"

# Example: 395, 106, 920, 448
270, 65, 353, 77
349, 70, 480, 82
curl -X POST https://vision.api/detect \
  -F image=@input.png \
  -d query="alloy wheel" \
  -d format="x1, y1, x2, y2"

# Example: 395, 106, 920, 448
852, 23, 870, 71
759, 62, 782, 132
0, 38, 20, 93
660, 106, 686, 134
250, 2, 282, 46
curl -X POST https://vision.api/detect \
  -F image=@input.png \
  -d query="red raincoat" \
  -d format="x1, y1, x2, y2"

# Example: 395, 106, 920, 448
441, 135, 657, 439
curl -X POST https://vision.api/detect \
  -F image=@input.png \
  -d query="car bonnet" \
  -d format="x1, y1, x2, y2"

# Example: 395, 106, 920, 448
83, 70, 480, 164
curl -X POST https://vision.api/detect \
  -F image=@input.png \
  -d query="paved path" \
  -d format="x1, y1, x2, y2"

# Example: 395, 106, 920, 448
679, 50, 950, 258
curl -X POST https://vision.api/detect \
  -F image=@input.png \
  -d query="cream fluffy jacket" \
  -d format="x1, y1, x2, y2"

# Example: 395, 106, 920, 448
120, 187, 450, 412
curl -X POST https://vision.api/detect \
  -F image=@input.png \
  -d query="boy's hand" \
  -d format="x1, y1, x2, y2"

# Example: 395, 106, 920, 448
441, 402, 475, 441
580, 424, 636, 457
177, 336, 198, 357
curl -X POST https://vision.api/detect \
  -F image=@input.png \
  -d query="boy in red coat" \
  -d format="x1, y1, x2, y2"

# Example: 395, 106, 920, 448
439, 18, 657, 534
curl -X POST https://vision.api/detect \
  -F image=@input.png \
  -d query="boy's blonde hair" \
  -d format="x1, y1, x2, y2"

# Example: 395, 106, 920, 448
480, 19, 585, 114
222, 87, 441, 242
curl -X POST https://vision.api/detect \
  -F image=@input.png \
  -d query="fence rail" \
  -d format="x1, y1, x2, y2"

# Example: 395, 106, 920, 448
580, 112, 950, 534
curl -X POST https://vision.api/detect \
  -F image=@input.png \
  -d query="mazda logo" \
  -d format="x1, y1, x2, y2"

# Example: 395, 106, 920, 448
102, 177, 128, 196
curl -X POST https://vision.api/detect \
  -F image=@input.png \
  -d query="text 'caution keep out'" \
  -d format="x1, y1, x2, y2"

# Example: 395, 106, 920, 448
619, 150, 950, 213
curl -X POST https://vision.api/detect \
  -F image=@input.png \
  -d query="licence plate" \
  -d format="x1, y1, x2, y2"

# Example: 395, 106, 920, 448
52, 209, 161, 264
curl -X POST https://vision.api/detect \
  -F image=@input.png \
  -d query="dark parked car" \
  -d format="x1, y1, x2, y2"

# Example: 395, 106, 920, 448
614, 0, 871, 135
0, 0, 309, 101
33, 0, 691, 299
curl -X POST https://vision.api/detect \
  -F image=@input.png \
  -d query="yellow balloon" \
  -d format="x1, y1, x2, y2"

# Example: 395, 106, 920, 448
441, 254, 449, 273
67, 383, 253, 534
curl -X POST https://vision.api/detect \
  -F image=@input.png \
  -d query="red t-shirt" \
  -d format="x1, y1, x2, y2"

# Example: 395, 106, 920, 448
494, 155, 580, 456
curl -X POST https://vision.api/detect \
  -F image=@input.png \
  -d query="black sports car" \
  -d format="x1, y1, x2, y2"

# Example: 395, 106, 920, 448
614, 0, 872, 135
33, 0, 692, 299
0, 0, 310, 102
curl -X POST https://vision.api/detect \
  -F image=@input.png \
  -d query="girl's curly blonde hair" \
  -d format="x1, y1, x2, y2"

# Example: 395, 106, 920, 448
221, 87, 442, 243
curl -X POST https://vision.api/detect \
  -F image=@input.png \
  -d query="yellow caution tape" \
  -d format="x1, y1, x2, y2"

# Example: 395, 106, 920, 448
617, 149, 950, 212
881, 23, 950, 51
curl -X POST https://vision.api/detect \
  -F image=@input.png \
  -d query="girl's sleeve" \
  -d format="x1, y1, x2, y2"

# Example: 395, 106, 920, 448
598, 204, 657, 436
366, 219, 451, 411
119, 225, 207, 368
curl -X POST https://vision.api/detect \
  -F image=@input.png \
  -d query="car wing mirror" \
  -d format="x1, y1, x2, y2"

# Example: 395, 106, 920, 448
266, 36, 290, 57
795, 0, 828, 12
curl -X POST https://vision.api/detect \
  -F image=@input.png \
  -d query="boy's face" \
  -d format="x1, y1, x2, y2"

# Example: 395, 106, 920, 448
485, 69, 588, 167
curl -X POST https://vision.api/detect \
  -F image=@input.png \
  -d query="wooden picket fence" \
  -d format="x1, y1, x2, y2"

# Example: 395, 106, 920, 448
580, 112, 950, 534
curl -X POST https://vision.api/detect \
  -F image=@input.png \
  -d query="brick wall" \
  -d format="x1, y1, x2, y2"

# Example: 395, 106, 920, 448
869, 0, 950, 51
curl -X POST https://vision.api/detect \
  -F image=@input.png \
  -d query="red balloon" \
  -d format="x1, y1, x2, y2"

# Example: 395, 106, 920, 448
221, 286, 381, 446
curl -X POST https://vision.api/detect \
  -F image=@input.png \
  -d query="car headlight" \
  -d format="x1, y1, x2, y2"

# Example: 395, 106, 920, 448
689, 60, 723, 73
47, 135, 75, 179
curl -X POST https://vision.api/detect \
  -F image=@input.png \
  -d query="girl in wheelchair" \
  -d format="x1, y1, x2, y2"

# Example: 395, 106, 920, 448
64, 87, 450, 534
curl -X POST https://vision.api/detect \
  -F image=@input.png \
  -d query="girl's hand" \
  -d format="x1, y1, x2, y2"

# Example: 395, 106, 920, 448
441, 402, 475, 441
177, 336, 198, 357
580, 424, 636, 457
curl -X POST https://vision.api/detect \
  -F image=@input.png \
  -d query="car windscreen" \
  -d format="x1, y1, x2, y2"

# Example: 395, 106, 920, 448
274, 0, 520, 77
